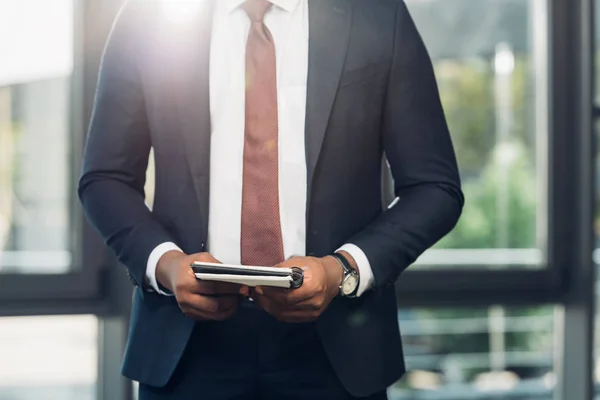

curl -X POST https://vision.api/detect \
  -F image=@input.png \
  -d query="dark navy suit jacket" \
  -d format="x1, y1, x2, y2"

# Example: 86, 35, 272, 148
79, 0, 464, 396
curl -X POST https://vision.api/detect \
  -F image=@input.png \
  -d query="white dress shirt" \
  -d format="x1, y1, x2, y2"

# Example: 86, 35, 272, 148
146, 0, 375, 296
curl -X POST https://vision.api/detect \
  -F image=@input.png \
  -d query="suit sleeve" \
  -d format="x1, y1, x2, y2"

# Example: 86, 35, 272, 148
78, 2, 176, 291
349, 0, 464, 289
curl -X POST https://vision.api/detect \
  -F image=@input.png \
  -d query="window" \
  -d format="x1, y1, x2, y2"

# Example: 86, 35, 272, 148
0, 316, 97, 400
406, 0, 549, 269
396, 0, 565, 371
392, 306, 555, 400
0, 0, 101, 304
0, 0, 74, 274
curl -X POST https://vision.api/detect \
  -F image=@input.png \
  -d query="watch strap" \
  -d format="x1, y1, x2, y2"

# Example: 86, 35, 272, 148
332, 253, 359, 297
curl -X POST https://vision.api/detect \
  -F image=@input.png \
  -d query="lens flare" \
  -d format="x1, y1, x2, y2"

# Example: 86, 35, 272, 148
159, 0, 206, 23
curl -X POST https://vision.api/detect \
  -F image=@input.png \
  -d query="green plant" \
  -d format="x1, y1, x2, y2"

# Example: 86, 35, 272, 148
437, 139, 537, 249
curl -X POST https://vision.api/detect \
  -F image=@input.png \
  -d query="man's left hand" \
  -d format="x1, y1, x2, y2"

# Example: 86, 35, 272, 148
251, 256, 344, 323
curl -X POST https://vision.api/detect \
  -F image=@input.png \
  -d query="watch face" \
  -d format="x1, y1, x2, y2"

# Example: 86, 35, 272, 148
342, 274, 359, 296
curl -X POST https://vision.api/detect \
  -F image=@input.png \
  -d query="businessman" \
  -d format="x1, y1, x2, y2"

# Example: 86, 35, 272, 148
79, 0, 463, 399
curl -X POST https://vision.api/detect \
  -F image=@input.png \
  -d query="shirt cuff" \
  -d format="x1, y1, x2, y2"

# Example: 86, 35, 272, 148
146, 242, 183, 296
336, 243, 375, 297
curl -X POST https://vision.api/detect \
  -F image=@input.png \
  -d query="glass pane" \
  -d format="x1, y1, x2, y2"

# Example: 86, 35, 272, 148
0, 316, 97, 400
0, 0, 74, 273
391, 306, 555, 399
405, 0, 548, 269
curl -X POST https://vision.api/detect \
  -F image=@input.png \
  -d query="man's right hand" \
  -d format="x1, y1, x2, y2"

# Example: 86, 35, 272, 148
156, 251, 247, 321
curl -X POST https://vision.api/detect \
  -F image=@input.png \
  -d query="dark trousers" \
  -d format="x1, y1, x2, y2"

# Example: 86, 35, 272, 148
139, 303, 388, 400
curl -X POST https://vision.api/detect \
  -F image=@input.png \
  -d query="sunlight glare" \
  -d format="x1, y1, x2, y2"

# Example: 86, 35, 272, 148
159, 0, 207, 23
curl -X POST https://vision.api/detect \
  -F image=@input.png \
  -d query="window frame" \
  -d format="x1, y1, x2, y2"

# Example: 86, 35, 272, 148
396, 0, 588, 306
0, 0, 109, 312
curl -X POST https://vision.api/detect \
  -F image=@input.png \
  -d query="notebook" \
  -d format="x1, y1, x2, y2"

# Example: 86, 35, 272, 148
191, 262, 304, 289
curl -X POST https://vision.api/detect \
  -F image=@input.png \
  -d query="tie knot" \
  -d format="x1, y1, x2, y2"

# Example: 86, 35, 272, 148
243, 0, 272, 22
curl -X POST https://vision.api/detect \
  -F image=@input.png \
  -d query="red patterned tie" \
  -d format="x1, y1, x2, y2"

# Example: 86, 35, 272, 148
240, 0, 285, 266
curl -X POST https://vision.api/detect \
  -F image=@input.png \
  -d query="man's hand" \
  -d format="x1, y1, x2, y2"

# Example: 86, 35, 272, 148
156, 251, 248, 321
251, 255, 345, 323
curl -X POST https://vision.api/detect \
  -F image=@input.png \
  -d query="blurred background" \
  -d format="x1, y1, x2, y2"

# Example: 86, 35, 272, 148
0, 0, 598, 399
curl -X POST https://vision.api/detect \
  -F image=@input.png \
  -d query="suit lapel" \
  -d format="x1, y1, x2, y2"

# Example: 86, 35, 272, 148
166, 1, 215, 239
305, 0, 353, 192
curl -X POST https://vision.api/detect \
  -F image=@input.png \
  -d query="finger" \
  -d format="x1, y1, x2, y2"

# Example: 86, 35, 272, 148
181, 294, 239, 317
207, 295, 241, 315
197, 301, 240, 321
258, 287, 293, 303
188, 281, 220, 296
252, 293, 321, 321
191, 253, 222, 264
251, 293, 270, 310
190, 281, 243, 296
252, 294, 279, 316
214, 282, 246, 295
260, 286, 316, 305
259, 292, 323, 313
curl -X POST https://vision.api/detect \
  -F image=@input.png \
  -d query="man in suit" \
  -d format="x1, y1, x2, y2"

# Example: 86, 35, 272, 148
79, 0, 463, 398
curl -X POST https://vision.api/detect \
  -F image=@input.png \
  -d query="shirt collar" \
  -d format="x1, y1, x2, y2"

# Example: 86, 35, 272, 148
226, 0, 300, 14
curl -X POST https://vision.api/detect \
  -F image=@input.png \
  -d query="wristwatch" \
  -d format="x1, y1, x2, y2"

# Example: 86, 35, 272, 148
331, 253, 359, 298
